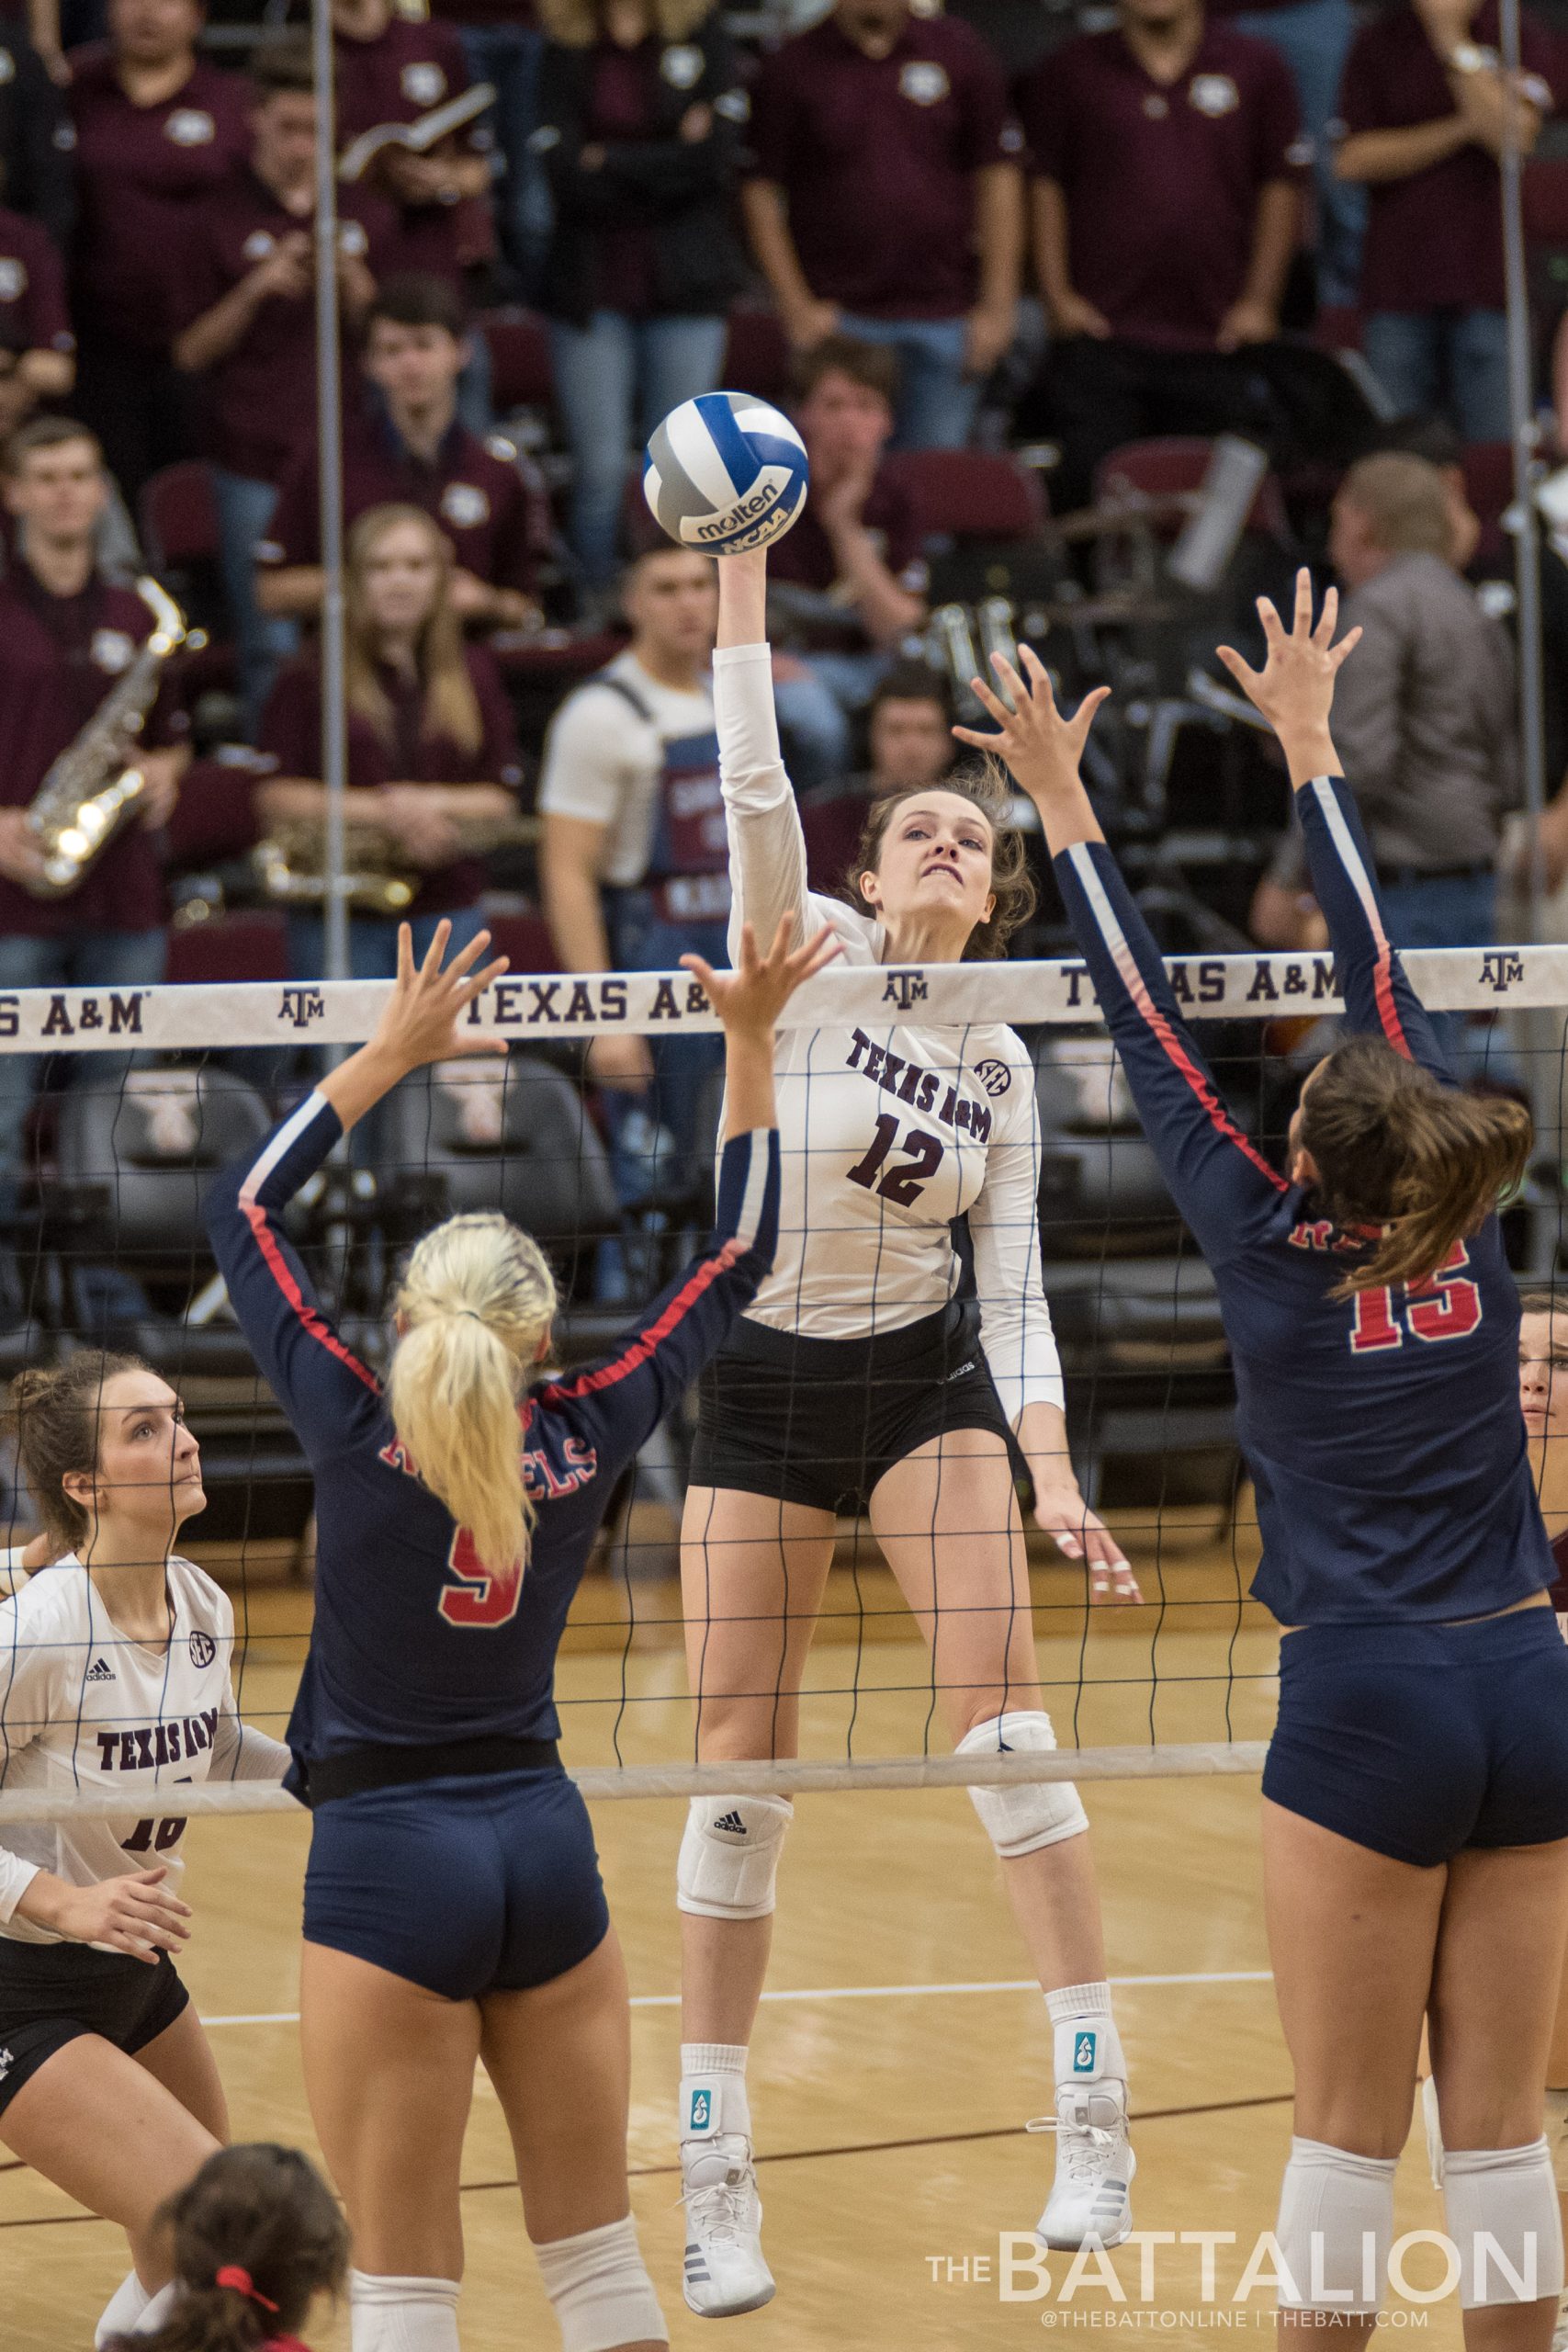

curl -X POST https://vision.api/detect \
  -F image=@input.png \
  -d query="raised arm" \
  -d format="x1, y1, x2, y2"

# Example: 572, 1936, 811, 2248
715, 547, 817, 964
204, 923, 511, 1438
955, 658, 1291, 1264
1217, 571, 1450, 1078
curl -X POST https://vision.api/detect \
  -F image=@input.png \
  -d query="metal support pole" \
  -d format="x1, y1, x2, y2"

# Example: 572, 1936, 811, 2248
311, 0, 348, 984
1501, 0, 1548, 944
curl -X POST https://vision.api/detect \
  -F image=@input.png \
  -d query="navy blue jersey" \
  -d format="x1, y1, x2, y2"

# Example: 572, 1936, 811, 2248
206, 1092, 779, 1785
1055, 774, 1553, 1625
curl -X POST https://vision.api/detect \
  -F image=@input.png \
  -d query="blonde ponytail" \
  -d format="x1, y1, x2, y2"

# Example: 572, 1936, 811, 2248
386, 1214, 558, 1583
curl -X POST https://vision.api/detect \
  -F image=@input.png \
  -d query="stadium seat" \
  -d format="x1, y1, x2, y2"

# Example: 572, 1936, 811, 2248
880, 447, 1046, 542
1092, 437, 1290, 542
378, 1053, 619, 1253
478, 308, 556, 413
722, 303, 792, 403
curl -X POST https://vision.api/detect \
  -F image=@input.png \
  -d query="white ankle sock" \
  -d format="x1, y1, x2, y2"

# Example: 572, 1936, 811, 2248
96, 2272, 152, 2347
680, 2041, 751, 2188
129, 2285, 177, 2337
349, 2270, 461, 2352
1046, 1980, 1126, 2093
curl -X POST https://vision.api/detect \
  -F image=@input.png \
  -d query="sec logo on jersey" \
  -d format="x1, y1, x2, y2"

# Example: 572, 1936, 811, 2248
189, 1630, 217, 1668
975, 1058, 1012, 1098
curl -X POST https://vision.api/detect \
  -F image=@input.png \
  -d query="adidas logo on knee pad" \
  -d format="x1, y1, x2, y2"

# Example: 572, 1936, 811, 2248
714, 1810, 747, 1836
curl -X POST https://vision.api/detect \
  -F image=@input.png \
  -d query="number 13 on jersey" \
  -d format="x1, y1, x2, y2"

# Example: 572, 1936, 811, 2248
1348, 1241, 1482, 1353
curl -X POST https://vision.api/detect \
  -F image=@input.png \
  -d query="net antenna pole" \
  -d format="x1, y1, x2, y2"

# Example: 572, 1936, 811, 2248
1502, 0, 1547, 946
311, 0, 349, 986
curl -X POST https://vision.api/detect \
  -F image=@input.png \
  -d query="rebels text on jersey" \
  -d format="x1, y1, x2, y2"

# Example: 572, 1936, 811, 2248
204, 1093, 779, 1789
0, 1557, 285, 1942
1055, 773, 1555, 1625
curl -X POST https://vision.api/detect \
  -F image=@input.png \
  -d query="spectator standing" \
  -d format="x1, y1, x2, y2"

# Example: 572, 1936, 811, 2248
171, 41, 384, 729
533, 0, 747, 594
0, 419, 190, 1220
1333, 0, 1552, 440
743, 0, 1022, 451
538, 542, 726, 1232
1018, 0, 1304, 513
256, 275, 544, 635
0, 198, 72, 401
429, 0, 551, 298
255, 502, 521, 983
66, 0, 250, 505
765, 335, 929, 786
0, 18, 73, 252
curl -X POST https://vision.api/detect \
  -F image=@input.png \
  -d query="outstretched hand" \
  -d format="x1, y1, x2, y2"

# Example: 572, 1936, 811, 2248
1216, 569, 1359, 757
369, 920, 513, 1075
953, 643, 1111, 810
682, 913, 841, 1035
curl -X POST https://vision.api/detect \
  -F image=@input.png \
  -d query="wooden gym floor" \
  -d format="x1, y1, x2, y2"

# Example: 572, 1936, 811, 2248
0, 1507, 1464, 2350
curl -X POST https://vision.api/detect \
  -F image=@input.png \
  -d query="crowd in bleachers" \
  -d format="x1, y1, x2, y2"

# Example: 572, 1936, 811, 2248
4, 0, 1568, 1399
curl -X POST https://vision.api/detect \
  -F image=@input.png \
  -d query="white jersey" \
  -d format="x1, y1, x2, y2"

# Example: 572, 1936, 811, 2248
716, 642, 1064, 1426
0, 1555, 289, 1944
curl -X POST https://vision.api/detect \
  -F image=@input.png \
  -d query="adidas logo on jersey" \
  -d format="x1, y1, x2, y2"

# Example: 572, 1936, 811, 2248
715, 1811, 747, 1837
85, 1658, 115, 1683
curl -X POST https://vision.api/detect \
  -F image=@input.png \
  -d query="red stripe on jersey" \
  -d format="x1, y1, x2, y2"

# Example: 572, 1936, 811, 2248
1372, 944, 1412, 1060
241, 1198, 381, 1396
1121, 949, 1289, 1194
539, 1238, 743, 1403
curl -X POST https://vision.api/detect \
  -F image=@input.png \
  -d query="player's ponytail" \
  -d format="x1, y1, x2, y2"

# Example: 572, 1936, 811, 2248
105, 2143, 348, 2352
387, 1211, 558, 1584
6, 1350, 147, 1555
1299, 1035, 1533, 1295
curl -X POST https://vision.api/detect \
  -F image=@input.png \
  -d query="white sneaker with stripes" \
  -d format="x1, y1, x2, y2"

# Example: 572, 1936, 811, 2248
682, 2133, 776, 2318
1032, 2083, 1135, 2250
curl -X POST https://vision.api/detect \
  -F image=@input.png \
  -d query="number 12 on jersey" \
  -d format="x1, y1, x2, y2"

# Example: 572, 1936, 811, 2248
1348, 1241, 1482, 1353
846, 1114, 945, 1207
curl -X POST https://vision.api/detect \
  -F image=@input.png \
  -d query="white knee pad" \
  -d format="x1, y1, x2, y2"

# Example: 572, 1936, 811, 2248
1275, 2137, 1396, 2314
676, 1793, 793, 1920
536, 2214, 669, 2352
1444, 2140, 1565, 2308
349, 2270, 461, 2352
956, 1712, 1089, 1858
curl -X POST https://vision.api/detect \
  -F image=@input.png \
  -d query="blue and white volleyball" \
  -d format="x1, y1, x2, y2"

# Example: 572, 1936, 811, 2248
643, 392, 809, 556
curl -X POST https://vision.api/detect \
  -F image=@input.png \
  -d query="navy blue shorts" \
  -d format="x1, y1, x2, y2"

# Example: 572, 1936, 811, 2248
1263, 1604, 1568, 1868
302, 1766, 610, 2001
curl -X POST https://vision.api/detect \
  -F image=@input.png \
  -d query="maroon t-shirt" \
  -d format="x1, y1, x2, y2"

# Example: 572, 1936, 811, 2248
0, 206, 72, 358
1337, 1, 1556, 314
66, 48, 252, 353
174, 170, 387, 483
335, 15, 491, 272
1020, 25, 1303, 349
257, 642, 520, 915
256, 409, 543, 596
747, 14, 1020, 319
768, 464, 928, 646
0, 571, 187, 940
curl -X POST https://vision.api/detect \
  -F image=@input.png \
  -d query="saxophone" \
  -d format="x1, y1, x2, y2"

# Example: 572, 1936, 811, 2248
25, 577, 187, 899
254, 809, 540, 915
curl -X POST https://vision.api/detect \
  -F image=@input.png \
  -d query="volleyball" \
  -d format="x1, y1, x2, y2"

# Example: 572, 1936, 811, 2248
643, 391, 809, 556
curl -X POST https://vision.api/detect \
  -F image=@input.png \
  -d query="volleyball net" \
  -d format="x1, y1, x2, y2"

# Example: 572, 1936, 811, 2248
0, 940, 1560, 1821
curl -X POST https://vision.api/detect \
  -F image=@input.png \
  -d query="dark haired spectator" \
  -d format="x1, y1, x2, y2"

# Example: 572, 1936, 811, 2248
0, 419, 190, 1219
532, 0, 747, 593
863, 659, 954, 796
106, 2143, 349, 2352
256, 274, 544, 634
1018, 0, 1305, 513
333, 0, 495, 359
742, 0, 1022, 451
172, 41, 385, 728
0, 196, 71, 401
0, 17, 73, 252
66, 0, 250, 505
765, 334, 929, 786
538, 539, 723, 1245
1333, 0, 1552, 441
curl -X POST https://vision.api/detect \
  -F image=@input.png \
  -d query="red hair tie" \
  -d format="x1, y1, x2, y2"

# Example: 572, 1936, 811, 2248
214, 2265, 279, 2314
